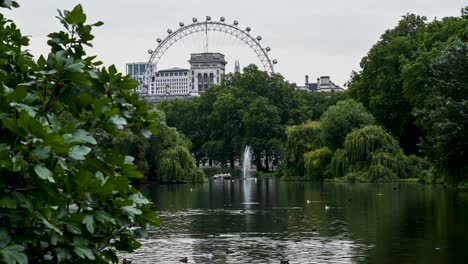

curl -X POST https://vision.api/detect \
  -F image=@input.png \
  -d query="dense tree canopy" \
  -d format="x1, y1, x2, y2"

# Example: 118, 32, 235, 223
158, 65, 345, 171
0, 3, 158, 263
347, 9, 467, 183
415, 40, 468, 183
347, 12, 467, 154
320, 99, 375, 150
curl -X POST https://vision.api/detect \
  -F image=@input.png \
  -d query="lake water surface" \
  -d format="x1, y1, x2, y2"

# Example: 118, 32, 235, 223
123, 178, 468, 263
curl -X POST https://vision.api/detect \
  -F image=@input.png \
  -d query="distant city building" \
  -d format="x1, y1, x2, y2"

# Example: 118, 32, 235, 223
234, 60, 240, 73
298, 75, 345, 93
189, 52, 227, 93
149, 67, 191, 96
128, 53, 227, 101
126, 62, 156, 94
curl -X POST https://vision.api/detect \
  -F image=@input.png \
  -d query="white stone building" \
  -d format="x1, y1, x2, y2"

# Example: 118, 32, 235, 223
127, 53, 227, 101
189, 52, 227, 93
149, 67, 191, 96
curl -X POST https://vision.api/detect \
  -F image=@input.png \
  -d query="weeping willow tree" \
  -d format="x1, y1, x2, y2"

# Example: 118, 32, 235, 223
157, 145, 205, 183
115, 110, 205, 183
285, 121, 322, 178
304, 147, 333, 181
147, 115, 205, 183
330, 125, 408, 182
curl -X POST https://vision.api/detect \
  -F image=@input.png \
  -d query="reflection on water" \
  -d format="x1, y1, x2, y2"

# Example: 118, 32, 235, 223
122, 179, 468, 263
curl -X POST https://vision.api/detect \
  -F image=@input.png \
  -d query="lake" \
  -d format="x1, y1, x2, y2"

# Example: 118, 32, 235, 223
123, 178, 468, 263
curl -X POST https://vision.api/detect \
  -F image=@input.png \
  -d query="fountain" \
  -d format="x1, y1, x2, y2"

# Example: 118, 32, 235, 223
242, 146, 252, 178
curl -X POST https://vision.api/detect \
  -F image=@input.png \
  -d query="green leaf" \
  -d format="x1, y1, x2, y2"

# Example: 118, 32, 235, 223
73, 246, 95, 260
41, 216, 63, 235
32, 145, 51, 160
95, 211, 116, 225
64, 62, 84, 73
119, 79, 139, 90
65, 224, 82, 235
73, 129, 97, 144
34, 164, 55, 183
68, 145, 91, 160
122, 206, 142, 217
0, 197, 17, 209
109, 115, 127, 130
82, 215, 94, 234
0, 244, 27, 264
12, 155, 27, 172
65, 4, 86, 25
63, 129, 97, 145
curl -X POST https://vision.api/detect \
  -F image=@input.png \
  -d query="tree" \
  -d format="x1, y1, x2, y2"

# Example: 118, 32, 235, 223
304, 147, 333, 181
329, 125, 407, 182
208, 88, 247, 167
285, 121, 323, 178
241, 97, 283, 171
320, 99, 375, 150
0, 3, 158, 263
348, 13, 467, 154
415, 40, 468, 183
147, 111, 205, 183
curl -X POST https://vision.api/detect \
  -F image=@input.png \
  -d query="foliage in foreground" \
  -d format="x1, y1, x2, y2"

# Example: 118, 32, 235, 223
0, 3, 158, 263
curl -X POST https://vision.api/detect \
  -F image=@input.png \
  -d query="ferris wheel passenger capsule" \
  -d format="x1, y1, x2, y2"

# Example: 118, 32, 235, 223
220, 17, 225, 22
206, 16, 211, 21
256, 36, 262, 41
167, 29, 172, 34
233, 20, 238, 26
192, 17, 198, 23
157, 38, 162, 43
273, 59, 278, 64
148, 49, 153, 54
179, 22, 184, 27
266, 47, 271, 52
246, 27, 251, 32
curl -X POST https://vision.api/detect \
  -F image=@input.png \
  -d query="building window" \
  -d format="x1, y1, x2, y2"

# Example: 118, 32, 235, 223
198, 73, 202, 83
127, 65, 133, 75
209, 73, 214, 84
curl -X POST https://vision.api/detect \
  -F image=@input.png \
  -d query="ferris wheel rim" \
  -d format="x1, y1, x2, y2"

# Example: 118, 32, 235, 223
146, 19, 275, 74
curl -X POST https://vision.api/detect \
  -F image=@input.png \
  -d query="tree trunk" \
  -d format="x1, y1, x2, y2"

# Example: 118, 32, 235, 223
209, 159, 212, 166
264, 154, 270, 172
230, 158, 234, 168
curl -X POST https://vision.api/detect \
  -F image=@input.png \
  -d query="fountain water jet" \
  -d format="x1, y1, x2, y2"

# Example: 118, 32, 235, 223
242, 146, 252, 178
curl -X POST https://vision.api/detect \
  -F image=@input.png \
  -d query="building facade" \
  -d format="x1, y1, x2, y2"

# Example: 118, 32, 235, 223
128, 53, 226, 101
189, 53, 227, 93
149, 67, 191, 96
298, 75, 345, 93
126, 62, 156, 94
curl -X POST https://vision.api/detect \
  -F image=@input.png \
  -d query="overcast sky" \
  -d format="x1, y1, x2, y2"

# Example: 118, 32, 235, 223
5, 0, 467, 87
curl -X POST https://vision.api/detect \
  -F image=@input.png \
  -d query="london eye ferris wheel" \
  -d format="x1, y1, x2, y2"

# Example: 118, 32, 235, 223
140, 16, 277, 94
